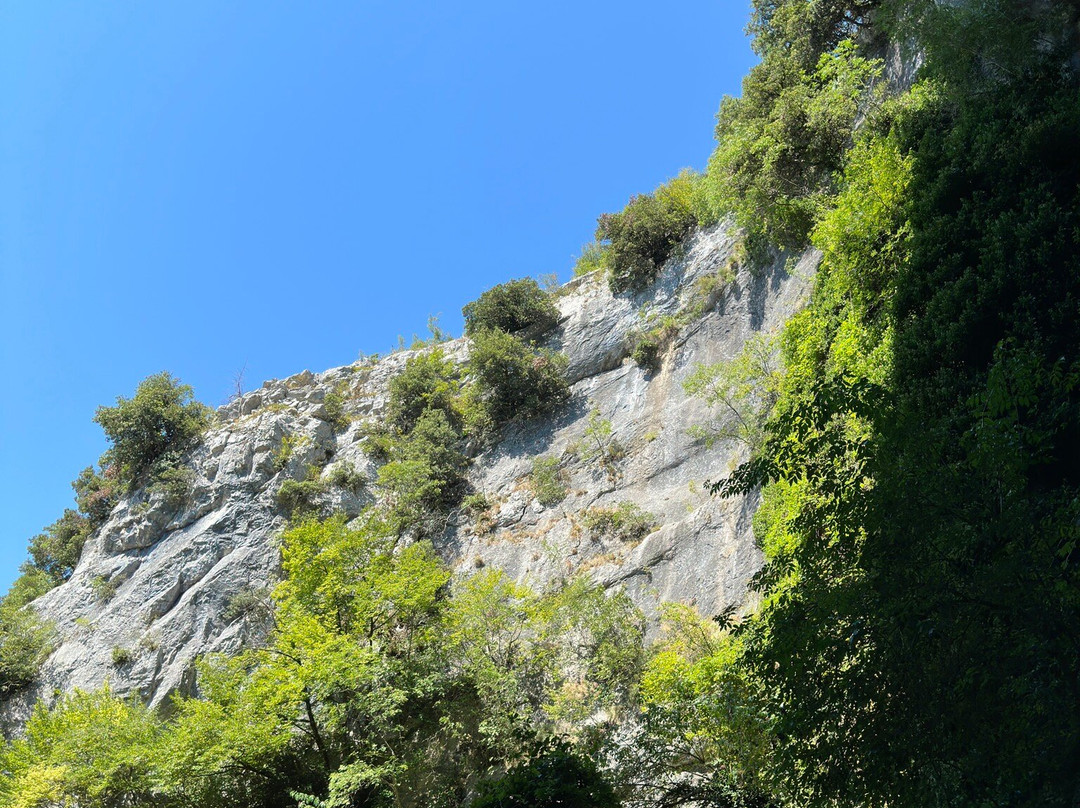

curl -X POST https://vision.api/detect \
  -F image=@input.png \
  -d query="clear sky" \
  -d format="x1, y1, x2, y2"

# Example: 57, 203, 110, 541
0, 1, 757, 592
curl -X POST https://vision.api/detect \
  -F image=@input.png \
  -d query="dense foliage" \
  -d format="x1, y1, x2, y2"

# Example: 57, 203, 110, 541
385, 348, 461, 434
705, 1, 1080, 805
598, 171, 708, 294
94, 371, 211, 490
5, 1, 1079, 806
467, 328, 569, 425
462, 278, 561, 339
471, 740, 619, 808
0, 516, 644, 808
0, 373, 211, 696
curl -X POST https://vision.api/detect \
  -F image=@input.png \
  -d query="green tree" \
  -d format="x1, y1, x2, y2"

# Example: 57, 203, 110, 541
598, 172, 705, 294
0, 688, 165, 807
706, 40, 882, 252
385, 348, 461, 434
376, 408, 468, 532
27, 509, 89, 584
709, 3, 1080, 802
462, 278, 561, 339
613, 604, 775, 808
72, 465, 121, 526
467, 328, 569, 425
93, 372, 211, 489
471, 740, 619, 808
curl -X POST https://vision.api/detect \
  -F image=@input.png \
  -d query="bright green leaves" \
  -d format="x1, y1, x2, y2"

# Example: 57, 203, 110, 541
706, 39, 883, 251
0, 512, 643, 808
614, 604, 774, 808
0, 600, 56, 697
705, 1, 1080, 804
0, 689, 164, 808
447, 570, 644, 740
684, 332, 783, 452
276, 515, 449, 648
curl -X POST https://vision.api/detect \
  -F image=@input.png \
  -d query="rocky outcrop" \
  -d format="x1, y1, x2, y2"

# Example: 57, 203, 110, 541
2, 221, 814, 730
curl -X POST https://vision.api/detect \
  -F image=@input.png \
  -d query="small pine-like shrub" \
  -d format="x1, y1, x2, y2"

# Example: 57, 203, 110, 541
468, 329, 570, 425
462, 492, 495, 533
462, 278, 561, 339
529, 456, 568, 506
582, 502, 657, 542
90, 575, 118, 603
462, 492, 491, 513
630, 335, 663, 372
326, 461, 366, 495
322, 387, 350, 429
276, 479, 326, 518
110, 646, 133, 667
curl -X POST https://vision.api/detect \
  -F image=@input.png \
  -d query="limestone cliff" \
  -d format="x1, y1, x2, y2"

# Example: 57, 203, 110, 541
3, 221, 814, 729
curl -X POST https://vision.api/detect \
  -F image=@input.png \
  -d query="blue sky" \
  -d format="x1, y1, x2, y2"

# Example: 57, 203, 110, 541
0, 1, 757, 591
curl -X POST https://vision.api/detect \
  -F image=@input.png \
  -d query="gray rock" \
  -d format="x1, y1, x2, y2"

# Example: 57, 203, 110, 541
1, 221, 814, 732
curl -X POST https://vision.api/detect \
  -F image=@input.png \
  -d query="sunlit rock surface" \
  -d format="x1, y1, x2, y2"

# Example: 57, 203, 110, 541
2, 221, 814, 730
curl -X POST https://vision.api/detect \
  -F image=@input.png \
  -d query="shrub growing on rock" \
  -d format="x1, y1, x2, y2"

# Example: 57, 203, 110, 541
93, 372, 211, 489
376, 409, 469, 531
573, 410, 625, 481
0, 596, 56, 694
529, 456, 568, 506
322, 386, 350, 429
3, 568, 54, 610
598, 172, 704, 294
28, 510, 89, 584
462, 278, 561, 339
582, 502, 657, 542
629, 315, 683, 373
468, 329, 569, 425
386, 348, 461, 433
72, 465, 120, 527
326, 461, 366, 496
276, 478, 326, 518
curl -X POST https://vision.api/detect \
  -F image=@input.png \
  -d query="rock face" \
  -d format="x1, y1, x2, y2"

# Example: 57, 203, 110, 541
2, 221, 814, 730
